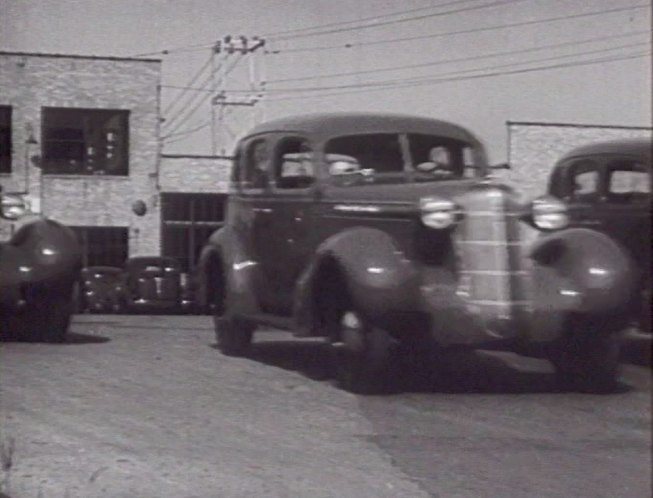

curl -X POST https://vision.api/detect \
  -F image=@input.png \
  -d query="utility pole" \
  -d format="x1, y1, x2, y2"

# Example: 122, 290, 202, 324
211, 35, 266, 155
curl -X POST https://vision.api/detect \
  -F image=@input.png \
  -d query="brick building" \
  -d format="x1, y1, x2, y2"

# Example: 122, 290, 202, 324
499, 121, 652, 200
0, 51, 230, 271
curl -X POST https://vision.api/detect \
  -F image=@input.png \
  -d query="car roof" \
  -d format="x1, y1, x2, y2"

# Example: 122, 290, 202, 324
242, 112, 485, 148
557, 138, 652, 165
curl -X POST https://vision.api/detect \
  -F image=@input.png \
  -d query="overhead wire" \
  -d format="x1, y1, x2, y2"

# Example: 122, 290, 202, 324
161, 55, 213, 116
265, 30, 650, 84
261, 0, 478, 38
267, 0, 527, 41
266, 3, 650, 54
162, 54, 244, 139
260, 50, 650, 102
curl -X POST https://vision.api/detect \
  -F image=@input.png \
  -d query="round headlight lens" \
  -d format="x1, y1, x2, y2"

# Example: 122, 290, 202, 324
532, 196, 569, 230
420, 196, 459, 229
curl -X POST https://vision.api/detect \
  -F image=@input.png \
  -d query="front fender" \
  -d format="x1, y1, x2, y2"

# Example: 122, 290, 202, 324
529, 228, 636, 316
294, 227, 419, 332
1, 219, 81, 289
196, 226, 261, 315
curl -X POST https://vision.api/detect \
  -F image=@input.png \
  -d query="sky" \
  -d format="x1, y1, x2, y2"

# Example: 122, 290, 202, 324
1, 0, 651, 162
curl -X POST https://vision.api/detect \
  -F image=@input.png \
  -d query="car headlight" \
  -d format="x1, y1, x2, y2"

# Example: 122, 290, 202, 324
531, 196, 569, 230
1, 194, 27, 220
420, 196, 460, 229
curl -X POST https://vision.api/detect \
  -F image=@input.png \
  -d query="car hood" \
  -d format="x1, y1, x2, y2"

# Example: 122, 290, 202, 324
321, 177, 525, 212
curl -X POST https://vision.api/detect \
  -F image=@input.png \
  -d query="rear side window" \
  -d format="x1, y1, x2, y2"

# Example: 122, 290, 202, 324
607, 161, 650, 198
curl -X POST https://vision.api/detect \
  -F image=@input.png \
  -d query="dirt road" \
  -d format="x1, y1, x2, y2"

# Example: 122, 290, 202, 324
1, 315, 650, 498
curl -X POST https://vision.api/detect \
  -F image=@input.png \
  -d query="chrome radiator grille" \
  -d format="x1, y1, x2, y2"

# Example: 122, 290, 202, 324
454, 186, 531, 328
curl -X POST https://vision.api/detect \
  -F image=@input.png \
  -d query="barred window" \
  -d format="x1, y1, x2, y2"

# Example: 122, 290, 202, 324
70, 226, 129, 268
42, 108, 129, 175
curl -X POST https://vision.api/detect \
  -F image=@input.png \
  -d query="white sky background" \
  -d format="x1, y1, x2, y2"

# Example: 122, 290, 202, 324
1, 0, 651, 162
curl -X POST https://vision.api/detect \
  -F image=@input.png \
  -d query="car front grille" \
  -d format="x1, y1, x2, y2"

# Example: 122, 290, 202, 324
453, 185, 531, 331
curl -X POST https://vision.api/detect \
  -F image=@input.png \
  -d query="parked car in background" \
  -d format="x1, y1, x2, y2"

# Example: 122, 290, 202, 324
123, 256, 182, 313
79, 266, 126, 313
198, 113, 637, 394
1, 187, 81, 342
546, 138, 651, 332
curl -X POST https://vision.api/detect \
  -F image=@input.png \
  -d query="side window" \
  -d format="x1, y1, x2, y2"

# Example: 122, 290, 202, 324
273, 137, 315, 190
242, 138, 269, 190
568, 159, 599, 200
607, 161, 650, 202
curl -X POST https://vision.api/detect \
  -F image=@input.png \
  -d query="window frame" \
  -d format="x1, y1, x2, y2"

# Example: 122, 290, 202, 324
41, 107, 130, 176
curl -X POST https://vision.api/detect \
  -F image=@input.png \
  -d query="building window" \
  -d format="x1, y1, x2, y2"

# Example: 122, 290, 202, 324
0, 106, 11, 173
70, 226, 129, 268
42, 108, 129, 175
161, 193, 226, 272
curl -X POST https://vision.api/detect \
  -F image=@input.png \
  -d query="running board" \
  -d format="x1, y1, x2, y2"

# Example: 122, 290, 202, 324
244, 313, 294, 331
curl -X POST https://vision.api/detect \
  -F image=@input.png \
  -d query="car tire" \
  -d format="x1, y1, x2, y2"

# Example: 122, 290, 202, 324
332, 309, 395, 394
549, 316, 622, 393
215, 316, 254, 357
8, 290, 73, 343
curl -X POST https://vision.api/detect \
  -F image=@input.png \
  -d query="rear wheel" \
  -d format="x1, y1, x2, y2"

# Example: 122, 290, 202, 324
332, 309, 395, 394
549, 315, 622, 393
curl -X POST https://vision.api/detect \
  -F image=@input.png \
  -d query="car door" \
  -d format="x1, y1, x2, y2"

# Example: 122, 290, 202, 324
234, 135, 278, 311
598, 157, 650, 265
255, 135, 317, 315
559, 158, 602, 229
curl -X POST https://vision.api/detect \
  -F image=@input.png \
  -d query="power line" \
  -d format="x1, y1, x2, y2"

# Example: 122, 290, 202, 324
127, 0, 508, 59
162, 54, 244, 138
261, 51, 650, 102
234, 42, 649, 95
267, 3, 650, 54
268, 0, 527, 41
161, 55, 213, 116
265, 30, 650, 84
261, 0, 484, 38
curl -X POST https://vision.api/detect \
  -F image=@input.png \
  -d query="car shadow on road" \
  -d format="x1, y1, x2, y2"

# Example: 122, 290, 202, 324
240, 339, 633, 395
64, 332, 111, 344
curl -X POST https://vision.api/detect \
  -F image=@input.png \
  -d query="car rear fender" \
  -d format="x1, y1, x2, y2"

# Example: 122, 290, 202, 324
197, 226, 261, 315
529, 227, 636, 317
293, 227, 419, 336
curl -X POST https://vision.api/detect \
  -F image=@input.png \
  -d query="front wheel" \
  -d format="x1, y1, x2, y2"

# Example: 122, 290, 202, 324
7, 290, 73, 343
214, 316, 254, 357
332, 309, 395, 394
549, 316, 622, 393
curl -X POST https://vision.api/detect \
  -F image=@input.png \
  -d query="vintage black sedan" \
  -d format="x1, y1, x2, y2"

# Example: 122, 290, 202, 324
123, 256, 182, 313
546, 138, 651, 332
198, 113, 637, 393
1, 187, 81, 342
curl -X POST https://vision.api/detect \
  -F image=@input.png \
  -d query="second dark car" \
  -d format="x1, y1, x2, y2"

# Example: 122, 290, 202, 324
123, 256, 183, 313
546, 138, 651, 332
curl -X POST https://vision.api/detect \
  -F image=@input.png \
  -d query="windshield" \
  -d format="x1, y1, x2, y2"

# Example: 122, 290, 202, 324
324, 133, 477, 183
